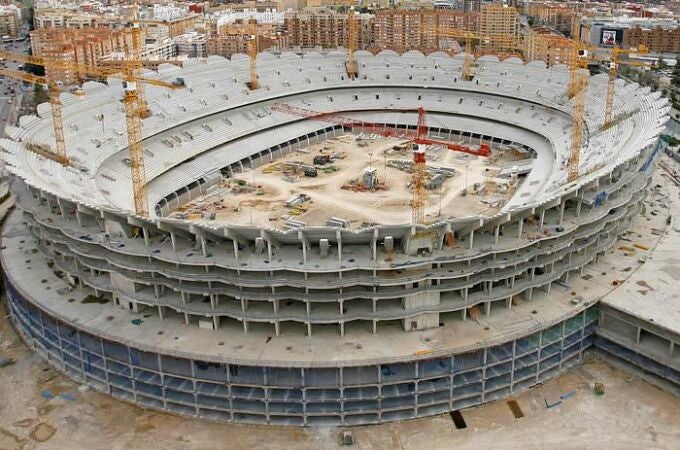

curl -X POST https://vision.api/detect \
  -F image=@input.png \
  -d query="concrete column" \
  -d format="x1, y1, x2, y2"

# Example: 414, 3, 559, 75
539, 209, 545, 231
336, 230, 343, 262
468, 229, 474, 250
518, 218, 524, 238
494, 225, 500, 244
558, 201, 566, 225
200, 235, 207, 257
371, 229, 378, 260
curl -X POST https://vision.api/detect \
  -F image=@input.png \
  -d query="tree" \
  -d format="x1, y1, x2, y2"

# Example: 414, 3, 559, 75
672, 55, 680, 87
33, 84, 48, 105
657, 56, 667, 71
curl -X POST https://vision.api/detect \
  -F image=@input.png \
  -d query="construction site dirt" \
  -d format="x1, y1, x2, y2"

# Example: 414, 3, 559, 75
171, 135, 524, 229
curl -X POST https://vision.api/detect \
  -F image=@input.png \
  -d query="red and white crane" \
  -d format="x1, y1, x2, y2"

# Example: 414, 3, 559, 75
270, 103, 491, 223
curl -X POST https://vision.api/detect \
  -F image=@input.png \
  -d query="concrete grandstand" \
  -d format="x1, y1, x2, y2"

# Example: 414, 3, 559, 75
0, 50, 675, 426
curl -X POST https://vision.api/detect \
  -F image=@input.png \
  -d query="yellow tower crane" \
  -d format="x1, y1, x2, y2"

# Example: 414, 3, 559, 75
567, 42, 590, 183
247, 18, 259, 90
602, 45, 648, 130
129, 0, 150, 119
0, 50, 184, 216
347, 8, 358, 79
419, 25, 525, 80
463, 32, 475, 81
0, 68, 69, 165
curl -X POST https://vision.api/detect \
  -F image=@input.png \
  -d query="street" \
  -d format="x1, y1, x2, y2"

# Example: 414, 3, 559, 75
0, 34, 31, 136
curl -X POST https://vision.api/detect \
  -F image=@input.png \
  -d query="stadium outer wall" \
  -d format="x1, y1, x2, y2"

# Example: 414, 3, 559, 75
0, 135, 663, 426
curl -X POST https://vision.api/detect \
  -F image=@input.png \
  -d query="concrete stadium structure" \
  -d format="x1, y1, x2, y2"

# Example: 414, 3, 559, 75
0, 51, 675, 426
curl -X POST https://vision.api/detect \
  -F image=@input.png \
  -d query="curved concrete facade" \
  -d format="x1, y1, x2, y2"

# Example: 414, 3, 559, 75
0, 52, 670, 425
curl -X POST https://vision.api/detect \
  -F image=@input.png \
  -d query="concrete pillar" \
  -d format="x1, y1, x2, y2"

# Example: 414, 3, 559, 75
517, 218, 524, 238
540, 209, 545, 231
336, 230, 343, 262
315, 238, 328, 259
559, 201, 566, 225
494, 225, 500, 244
468, 229, 475, 249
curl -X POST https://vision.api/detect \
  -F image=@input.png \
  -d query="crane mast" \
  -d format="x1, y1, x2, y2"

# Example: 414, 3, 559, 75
567, 44, 589, 183
130, 1, 150, 119
247, 18, 259, 90
347, 9, 357, 79
0, 68, 69, 165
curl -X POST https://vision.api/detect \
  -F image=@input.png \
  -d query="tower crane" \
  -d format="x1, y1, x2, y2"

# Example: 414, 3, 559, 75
0, 50, 184, 216
418, 25, 524, 80
601, 45, 647, 130
566, 42, 590, 183
0, 68, 69, 165
129, 0, 150, 118
270, 102, 490, 224
247, 18, 259, 90
347, 8, 358, 79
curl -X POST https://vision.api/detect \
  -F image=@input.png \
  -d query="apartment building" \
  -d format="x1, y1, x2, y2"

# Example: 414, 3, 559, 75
372, 9, 478, 52
284, 9, 372, 50
623, 25, 680, 53
478, 4, 519, 53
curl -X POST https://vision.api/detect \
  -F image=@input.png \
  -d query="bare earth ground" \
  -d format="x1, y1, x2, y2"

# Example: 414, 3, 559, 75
175, 135, 513, 228
1, 308, 678, 450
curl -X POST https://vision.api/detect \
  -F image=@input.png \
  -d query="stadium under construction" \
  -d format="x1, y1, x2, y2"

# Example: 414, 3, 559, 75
0, 50, 678, 426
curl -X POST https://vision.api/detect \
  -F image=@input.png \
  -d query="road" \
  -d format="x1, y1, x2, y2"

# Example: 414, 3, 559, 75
0, 37, 32, 136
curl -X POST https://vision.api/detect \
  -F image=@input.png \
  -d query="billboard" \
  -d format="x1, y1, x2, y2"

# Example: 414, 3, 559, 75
600, 28, 624, 47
